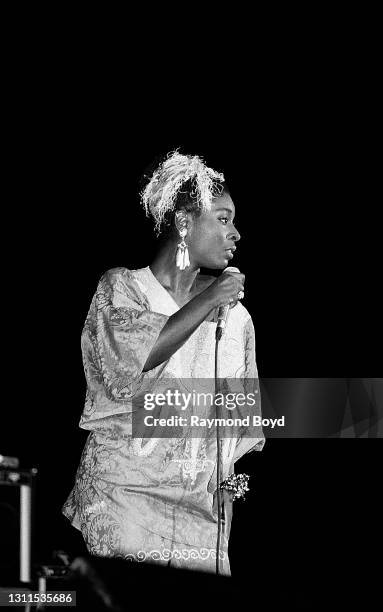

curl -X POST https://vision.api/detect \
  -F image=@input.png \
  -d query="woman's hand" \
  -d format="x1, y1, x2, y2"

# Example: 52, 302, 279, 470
204, 269, 245, 310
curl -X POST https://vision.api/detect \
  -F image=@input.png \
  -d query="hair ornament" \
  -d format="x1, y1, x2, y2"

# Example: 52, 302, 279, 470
140, 150, 225, 234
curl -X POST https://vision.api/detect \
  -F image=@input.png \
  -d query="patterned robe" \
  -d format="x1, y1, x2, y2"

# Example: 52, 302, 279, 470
62, 266, 265, 574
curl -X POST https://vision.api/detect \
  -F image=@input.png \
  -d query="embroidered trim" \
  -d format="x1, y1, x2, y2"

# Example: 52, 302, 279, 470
124, 548, 226, 562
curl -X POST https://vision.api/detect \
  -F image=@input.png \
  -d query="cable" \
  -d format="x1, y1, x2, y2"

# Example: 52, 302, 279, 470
215, 335, 222, 575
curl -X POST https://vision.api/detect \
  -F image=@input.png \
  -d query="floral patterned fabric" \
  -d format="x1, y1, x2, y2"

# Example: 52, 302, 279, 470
62, 267, 264, 574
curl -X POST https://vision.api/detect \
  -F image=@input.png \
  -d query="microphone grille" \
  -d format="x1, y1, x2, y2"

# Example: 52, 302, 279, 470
224, 266, 240, 273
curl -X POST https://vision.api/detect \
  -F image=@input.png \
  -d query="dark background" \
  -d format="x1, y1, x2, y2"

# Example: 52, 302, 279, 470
2, 66, 381, 606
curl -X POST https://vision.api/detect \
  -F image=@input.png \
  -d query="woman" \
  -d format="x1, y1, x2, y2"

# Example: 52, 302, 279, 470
62, 151, 265, 575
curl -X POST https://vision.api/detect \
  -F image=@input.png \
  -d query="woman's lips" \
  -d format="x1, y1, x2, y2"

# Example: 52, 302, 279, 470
225, 249, 234, 259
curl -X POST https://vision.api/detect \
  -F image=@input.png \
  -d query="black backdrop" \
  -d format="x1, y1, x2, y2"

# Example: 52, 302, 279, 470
2, 93, 381, 606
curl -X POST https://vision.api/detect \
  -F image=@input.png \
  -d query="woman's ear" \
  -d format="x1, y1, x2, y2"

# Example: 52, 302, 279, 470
175, 209, 190, 234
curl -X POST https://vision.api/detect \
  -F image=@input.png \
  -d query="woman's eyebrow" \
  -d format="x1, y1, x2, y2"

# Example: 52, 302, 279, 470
215, 207, 234, 215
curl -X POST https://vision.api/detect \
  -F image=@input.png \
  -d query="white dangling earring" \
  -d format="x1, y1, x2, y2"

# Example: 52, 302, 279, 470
175, 212, 190, 270
176, 227, 190, 270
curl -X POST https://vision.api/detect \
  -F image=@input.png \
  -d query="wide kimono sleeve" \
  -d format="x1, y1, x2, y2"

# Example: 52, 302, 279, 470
80, 267, 170, 425
232, 316, 265, 463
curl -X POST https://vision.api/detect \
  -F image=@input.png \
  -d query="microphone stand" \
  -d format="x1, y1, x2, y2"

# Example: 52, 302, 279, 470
215, 331, 223, 575
214, 267, 239, 574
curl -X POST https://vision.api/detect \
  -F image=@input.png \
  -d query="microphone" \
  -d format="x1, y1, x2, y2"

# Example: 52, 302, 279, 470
216, 266, 240, 341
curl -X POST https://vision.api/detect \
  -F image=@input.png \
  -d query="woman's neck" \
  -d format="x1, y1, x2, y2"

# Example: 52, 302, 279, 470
149, 240, 200, 298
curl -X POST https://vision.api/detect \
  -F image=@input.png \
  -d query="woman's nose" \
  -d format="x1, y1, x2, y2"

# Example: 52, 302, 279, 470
228, 227, 241, 242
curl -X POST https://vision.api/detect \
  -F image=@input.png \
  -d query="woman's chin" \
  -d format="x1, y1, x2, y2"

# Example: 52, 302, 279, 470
204, 260, 228, 271
197, 254, 230, 270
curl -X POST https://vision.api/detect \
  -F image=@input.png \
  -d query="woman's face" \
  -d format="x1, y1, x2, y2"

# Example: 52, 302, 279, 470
187, 191, 241, 270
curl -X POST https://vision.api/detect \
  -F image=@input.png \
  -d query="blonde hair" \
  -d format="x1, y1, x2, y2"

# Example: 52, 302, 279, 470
140, 150, 225, 234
